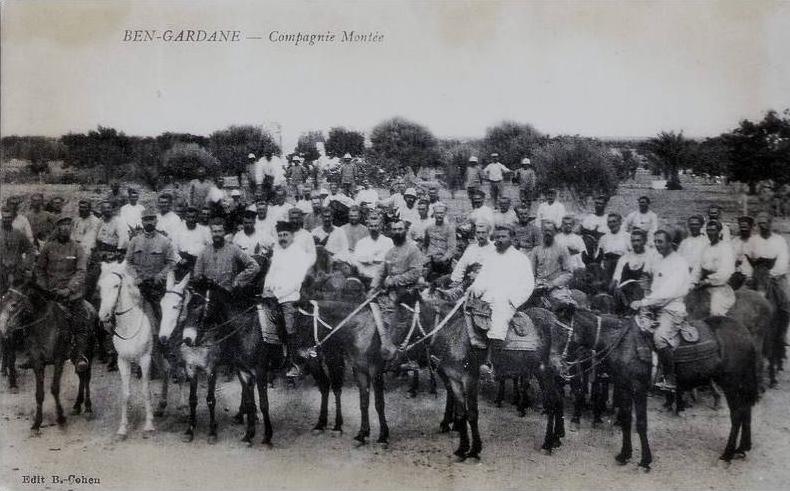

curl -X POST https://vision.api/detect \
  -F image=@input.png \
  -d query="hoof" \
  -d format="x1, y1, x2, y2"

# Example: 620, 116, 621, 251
71, 407, 82, 416
330, 429, 343, 437
353, 435, 367, 446
615, 453, 630, 465
312, 428, 325, 435
518, 410, 526, 418
465, 453, 480, 461
638, 463, 651, 473
454, 454, 467, 463
232, 413, 244, 425
142, 429, 155, 439
9, 386, 19, 394
207, 434, 218, 445
57, 415, 67, 426
261, 441, 273, 449
114, 433, 127, 442
30, 428, 41, 437
377, 436, 389, 445
439, 423, 451, 433
541, 447, 553, 455
733, 451, 746, 460
182, 433, 194, 443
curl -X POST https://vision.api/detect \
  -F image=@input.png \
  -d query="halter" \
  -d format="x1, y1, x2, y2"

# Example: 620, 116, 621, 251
1, 288, 46, 334
297, 289, 382, 354
179, 287, 257, 349
105, 272, 144, 340
558, 311, 629, 380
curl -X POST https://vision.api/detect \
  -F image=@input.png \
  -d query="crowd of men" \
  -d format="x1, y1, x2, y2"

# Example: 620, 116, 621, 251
2, 153, 789, 389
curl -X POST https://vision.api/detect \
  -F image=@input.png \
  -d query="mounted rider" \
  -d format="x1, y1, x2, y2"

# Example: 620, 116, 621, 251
1, 205, 34, 294
124, 206, 178, 329
629, 229, 692, 391
528, 220, 575, 314
610, 229, 657, 306
193, 218, 260, 294
695, 219, 736, 316
35, 215, 91, 373
677, 215, 710, 279
595, 213, 631, 283
448, 221, 495, 289
422, 203, 456, 282
730, 215, 754, 287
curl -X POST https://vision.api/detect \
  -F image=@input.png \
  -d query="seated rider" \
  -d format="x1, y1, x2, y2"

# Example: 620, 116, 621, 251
528, 220, 575, 315
35, 216, 91, 373
192, 218, 260, 299
610, 229, 657, 309
629, 230, 692, 391
696, 219, 735, 316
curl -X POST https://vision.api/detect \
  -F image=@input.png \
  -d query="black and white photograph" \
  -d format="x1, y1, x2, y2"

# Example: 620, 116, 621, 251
1, 1, 789, 490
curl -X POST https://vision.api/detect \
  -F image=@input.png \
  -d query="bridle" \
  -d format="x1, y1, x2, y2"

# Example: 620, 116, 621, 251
1, 287, 46, 334
105, 271, 144, 340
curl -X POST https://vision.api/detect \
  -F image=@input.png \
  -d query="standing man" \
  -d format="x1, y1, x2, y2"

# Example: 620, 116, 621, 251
730, 215, 754, 284
193, 218, 260, 292
6, 197, 34, 244
513, 204, 543, 254
555, 215, 587, 271
95, 200, 128, 260
677, 215, 710, 278
340, 153, 357, 196
26, 193, 55, 247
188, 167, 212, 209
516, 158, 537, 205
155, 193, 183, 240
125, 207, 178, 328
423, 204, 456, 281
630, 230, 692, 391
341, 206, 369, 253
173, 206, 212, 262
254, 201, 277, 242
706, 204, 731, 242
398, 188, 420, 226
233, 210, 274, 258
120, 187, 144, 234
36, 216, 91, 373
492, 196, 518, 229
581, 195, 609, 237
106, 181, 127, 214
71, 199, 101, 256
408, 199, 432, 247
264, 221, 314, 377
269, 187, 294, 224
467, 190, 495, 229
536, 189, 566, 229
464, 156, 484, 199
596, 213, 631, 282
0, 206, 34, 294
303, 194, 324, 232
312, 208, 350, 268
529, 221, 575, 310
624, 196, 659, 245
295, 185, 314, 215
287, 208, 317, 267
697, 220, 736, 315
483, 153, 510, 205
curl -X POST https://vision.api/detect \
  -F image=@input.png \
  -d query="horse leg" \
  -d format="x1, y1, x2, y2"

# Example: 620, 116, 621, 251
182, 375, 198, 442
591, 376, 604, 427
409, 368, 418, 398
240, 371, 256, 444
51, 361, 66, 425
116, 357, 132, 439
615, 386, 633, 465
206, 369, 218, 444
353, 367, 371, 444
536, 371, 556, 452
139, 353, 155, 434
73, 366, 85, 415
448, 376, 470, 459
330, 360, 344, 433
154, 358, 169, 418
311, 363, 330, 432
7, 344, 17, 390
495, 379, 505, 408
720, 396, 743, 462
710, 382, 723, 411
635, 387, 652, 471
373, 371, 389, 444
570, 369, 585, 426
512, 377, 521, 406
256, 365, 273, 446
736, 404, 752, 456
30, 364, 45, 433
466, 374, 482, 459
438, 371, 454, 433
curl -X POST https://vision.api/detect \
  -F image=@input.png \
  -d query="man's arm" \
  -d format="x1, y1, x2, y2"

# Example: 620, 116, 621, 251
233, 247, 260, 288
67, 245, 88, 296
551, 249, 573, 288
442, 225, 456, 263
35, 244, 49, 289
770, 236, 790, 277
155, 239, 177, 283
388, 248, 425, 287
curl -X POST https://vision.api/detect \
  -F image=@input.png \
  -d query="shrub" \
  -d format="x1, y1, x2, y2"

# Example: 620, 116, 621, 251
161, 143, 219, 179
368, 117, 439, 173
208, 125, 280, 176
481, 121, 544, 168
295, 130, 325, 162
324, 127, 364, 158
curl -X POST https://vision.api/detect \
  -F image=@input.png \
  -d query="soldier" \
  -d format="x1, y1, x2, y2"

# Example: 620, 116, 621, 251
119, 187, 144, 233
449, 222, 494, 287
677, 215, 710, 278
36, 216, 91, 373
187, 167, 212, 209
71, 199, 101, 255
1, 206, 34, 294
696, 220, 736, 315
555, 215, 587, 271
340, 206, 369, 253
513, 204, 542, 253
492, 196, 518, 229
106, 181, 127, 213
596, 213, 631, 282
624, 196, 659, 246
529, 221, 575, 311
423, 204, 456, 281
26, 193, 55, 247
233, 210, 274, 258
155, 193, 183, 240
311, 208, 350, 267
125, 206, 178, 327
516, 158, 537, 204
287, 208, 317, 267
467, 190, 495, 229
95, 200, 128, 259
536, 189, 566, 229
173, 206, 212, 262
464, 156, 484, 198
339, 153, 357, 196
193, 218, 260, 292
483, 153, 510, 205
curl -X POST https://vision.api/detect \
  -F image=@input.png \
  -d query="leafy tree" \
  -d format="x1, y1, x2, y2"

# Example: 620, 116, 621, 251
324, 127, 364, 158
438, 139, 481, 194
368, 117, 438, 173
161, 143, 219, 179
645, 131, 692, 190
61, 126, 132, 183
721, 109, 790, 194
208, 125, 279, 176
481, 121, 544, 168
531, 137, 620, 203
688, 137, 730, 178
295, 130, 325, 162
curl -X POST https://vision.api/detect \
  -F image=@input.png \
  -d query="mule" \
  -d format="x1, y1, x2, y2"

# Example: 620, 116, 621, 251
749, 261, 788, 388
96, 262, 155, 439
0, 282, 95, 433
571, 309, 759, 468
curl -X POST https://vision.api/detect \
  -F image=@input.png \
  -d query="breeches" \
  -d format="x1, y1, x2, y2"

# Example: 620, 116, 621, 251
486, 299, 516, 341
281, 301, 297, 336
708, 284, 735, 316
67, 300, 91, 357
653, 309, 684, 350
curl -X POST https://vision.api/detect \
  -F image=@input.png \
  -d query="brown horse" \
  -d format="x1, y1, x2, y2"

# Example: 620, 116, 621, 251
749, 261, 788, 388
571, 308, 759, 468
0, 282, 95, 433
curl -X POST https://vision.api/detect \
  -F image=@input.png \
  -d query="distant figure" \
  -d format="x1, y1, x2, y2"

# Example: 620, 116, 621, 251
483, 152, 510, 204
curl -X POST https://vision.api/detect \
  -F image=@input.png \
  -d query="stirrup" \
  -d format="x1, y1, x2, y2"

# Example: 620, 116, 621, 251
480, 362, 494, 378
654, 377, 676, 391
74, 355, 90, 374
286, 364, 303, 379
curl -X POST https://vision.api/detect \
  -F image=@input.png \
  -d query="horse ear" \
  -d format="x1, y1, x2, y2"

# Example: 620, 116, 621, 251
176, 272, 190, 290
166, 271, 175, 290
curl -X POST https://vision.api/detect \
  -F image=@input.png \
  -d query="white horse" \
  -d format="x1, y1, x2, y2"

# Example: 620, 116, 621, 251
97, 261, 155, 439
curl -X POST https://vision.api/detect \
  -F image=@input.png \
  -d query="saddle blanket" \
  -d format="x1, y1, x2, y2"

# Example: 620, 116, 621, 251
465, 310, 540, 351
257, 305, 282, 345
674, 320, 719, 365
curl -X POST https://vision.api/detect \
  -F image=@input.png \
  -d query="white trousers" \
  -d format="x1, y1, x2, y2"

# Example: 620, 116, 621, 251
486, 299, 516, 341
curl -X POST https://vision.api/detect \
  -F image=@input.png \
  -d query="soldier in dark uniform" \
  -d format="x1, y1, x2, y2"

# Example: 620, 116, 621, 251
1, 206, 34, 294
124, 206, 178, 327
35, 216, 91, 373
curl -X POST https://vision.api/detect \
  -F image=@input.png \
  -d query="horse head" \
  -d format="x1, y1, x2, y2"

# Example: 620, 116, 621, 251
181, 278, 226, 347
0, 282, 34, 339
570, 262, 608, 295
159, 270, 191, 345
97, 261, 139, 324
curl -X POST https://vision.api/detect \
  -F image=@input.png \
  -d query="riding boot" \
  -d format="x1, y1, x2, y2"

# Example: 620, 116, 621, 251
284, 334, 303, 378
370, 303, 398, 361
69, 301, 91, 374
656, 347, 676, 391
480, 338, 505, 378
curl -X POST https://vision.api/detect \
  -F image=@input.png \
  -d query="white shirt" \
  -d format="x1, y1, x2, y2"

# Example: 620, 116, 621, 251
597, 230, 631, 257
268, 203, 293, 223
399, 205, 421, 226
555, 232, 587, 270
352, 234, 393, 280
536, 201, 566, 228
175, 223, 212, 257
409, 216, 432, 244
677, 234, 710, 276
730, 235, 753, 277
292, 228, 317, 267
207, 186, 228, 206
746, 233, 790, 277
233, 229, 274, 256
613, 249, 659, 285
323, 192, 355, 208
699, 240, 735, 286
493, 209, 518, 228
641, 251, 691, 314
581, 213, 608, 234
484, 162, 510, 182
295, 199, 313, 215
383, 193, 406, 212
451, 241, 494, 283
355, 189, 379, 207
264, 243, 312, 303
255, 216, 278, 241
427, 200, 446, 218
11, 215, 34, 243
471, 246, 535, 309
311, 225, 350, 257
156, 211, 183, 240
468, 205, 495, 228
624, 210, 659, 236
119, 203, 144, 231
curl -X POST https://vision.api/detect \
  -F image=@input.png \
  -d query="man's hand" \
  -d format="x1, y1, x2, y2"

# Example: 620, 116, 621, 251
568, 247, 580, 255
629, 300, 642, 311
383, 277, 395, 288
54, 288, 70, 299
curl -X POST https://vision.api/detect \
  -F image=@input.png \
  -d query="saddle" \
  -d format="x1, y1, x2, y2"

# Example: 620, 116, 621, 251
463, 296, 541, 351
636, 313, 721, 373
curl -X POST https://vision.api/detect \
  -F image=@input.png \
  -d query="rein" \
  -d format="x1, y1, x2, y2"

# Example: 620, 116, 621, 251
558, 312, 631, 380
107, 272, 145, 341
399, 292, 468, 353
182, 289, 259, 349
297, 289, 382, 351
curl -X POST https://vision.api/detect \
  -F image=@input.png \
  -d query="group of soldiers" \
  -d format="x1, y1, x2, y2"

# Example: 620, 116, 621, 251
2, 158, 789, 389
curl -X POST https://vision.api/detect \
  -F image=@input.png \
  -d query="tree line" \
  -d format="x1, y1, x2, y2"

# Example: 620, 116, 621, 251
1, 109, 788, 197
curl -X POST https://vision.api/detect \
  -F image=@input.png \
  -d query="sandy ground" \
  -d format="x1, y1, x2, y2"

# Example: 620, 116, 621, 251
0, 361, 789, 491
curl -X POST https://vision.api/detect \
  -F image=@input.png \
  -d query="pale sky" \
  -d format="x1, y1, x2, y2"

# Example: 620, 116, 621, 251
2, 0, 789, 151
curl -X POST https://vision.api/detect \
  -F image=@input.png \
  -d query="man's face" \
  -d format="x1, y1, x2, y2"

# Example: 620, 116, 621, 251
289, 210, 303, 228
197, 168, 206, 179
52, 198, 64, 212
471, 194, 484, 208
142, 216, 157, 233
216, 177, 224, 188
498, 198, 511, 213
390, 222, 407, 243
101, 203, 113, 218
243, 216, 255, 234
516, 208, 530, 224
367, 216, 381, 235
493, 228, 512, 253
128, 191, 139, 204
256, 204, 268, 220
706, 224, 720, 243
111, 183, 120, 193
561, 218, 573, 234
429, 188, 439, 202
185, 209, 198, 226
434, 209, 446, 224
708, 207, 721, 220
475, 224, 490, 246
654, 233, 672, 256
56, 221, 71, 239
396, 182, 405, 194
311, 197, 322, 211
756, 215, 771, 235
322, 210, 333, 227
158, 198, 171, 214
78, 202, 90, 218
174, 202, 186, 217
275, 190, 286, 205
631, 234, 645, 254
1, 210, 13, 228
404, 195, 416, 207
31, 195, 43, 209
738, 220, 752, 236
417, 202, 428, 218
542, 223, 556, 245
199, 209, 211, 224
593, 198, 606, 213
547, 191, 556, 204
688, 218, 702, 236
210, 225, 225, 246
638, 198, 649, 212
329, 183, 339, 195
278, 230, 294, 248
607, 216, 621, 233
349, 209, 360, 224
